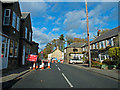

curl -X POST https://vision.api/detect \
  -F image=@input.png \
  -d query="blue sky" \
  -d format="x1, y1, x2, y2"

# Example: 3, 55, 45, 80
19, 1, 118, 51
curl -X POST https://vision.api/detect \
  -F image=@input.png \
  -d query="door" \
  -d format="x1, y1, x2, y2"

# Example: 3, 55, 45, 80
0, 36, 10, 70
22, 45, 25, 65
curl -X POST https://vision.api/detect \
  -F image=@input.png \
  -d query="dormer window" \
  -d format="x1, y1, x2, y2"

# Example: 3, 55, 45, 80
3, 9, 11, 25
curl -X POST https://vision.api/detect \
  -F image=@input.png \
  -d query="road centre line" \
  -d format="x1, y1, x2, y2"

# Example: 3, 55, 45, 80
62, 73, 74, 88
58, 67, 61, 71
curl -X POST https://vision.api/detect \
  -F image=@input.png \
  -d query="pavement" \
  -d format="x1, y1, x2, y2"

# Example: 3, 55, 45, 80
0, 66, 32, 90
65, 63, 120, 81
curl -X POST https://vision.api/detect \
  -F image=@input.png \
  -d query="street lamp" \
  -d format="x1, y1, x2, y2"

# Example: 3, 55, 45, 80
85, 0, 91, 68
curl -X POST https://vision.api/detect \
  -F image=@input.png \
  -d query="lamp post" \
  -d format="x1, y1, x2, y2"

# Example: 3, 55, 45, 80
85, 0, 91, 68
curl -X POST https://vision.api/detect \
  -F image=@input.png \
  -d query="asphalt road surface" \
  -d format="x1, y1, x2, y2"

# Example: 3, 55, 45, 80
11, 63, 119, 88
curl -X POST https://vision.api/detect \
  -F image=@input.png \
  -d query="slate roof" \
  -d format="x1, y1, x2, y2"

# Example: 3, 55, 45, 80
91, 26, 119, 44
21, 12, 30, 19
81, 26, 120, 47
66, 42, 85, 48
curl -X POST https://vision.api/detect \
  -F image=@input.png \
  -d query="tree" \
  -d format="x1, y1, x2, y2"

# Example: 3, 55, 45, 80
65, 35, 73, 46
73, 38, 87, 43
58, 34, 65, 52
108, 47, 120, 67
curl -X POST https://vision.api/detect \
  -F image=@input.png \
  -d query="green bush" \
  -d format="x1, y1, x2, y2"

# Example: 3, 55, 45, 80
102, 59, 116, 65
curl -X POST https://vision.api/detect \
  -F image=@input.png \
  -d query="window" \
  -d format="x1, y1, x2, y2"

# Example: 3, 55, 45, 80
108, 39, 112, 46
9, 40, 14, 57
25, 27, 27, 39
12, 11, 16, 28
101, 41, 103, 48
95, 43, 98, 49
2, 37, 6, 57
111, 38, 114, 46
16, 16, 20, 31
99, 42, 101, 49
14, 42, 18, 57
73, 49, 78, 52
93, 44, 95, 49
83, 47, 85, 51
3, 9, 11, 25
29, 32, 31, 41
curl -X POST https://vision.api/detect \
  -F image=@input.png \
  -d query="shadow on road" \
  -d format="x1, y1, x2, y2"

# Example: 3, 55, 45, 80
2, 66, 30, 77
2, 77, 22, 90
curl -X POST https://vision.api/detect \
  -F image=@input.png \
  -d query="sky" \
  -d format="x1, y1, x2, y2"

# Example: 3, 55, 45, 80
19, 1, 119, 52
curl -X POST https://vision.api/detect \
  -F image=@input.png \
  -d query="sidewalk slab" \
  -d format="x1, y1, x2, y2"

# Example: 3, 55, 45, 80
64, 63, 120, 81
0, 67, 31, 83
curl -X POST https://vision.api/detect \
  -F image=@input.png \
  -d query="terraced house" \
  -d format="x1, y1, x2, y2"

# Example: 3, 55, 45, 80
18, 12, 33, 66
0, 1, 39, 70
0, 1, 21, 70
81, 26, 120, 62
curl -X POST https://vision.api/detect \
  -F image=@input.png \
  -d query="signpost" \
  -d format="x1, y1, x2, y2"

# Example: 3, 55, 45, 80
27, 54, 37, 62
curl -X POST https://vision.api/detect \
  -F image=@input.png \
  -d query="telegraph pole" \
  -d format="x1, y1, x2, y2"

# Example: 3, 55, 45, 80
85, 0, 91, 68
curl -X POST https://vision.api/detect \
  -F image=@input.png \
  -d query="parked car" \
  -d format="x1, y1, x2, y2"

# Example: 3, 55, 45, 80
69, 58, 83, 64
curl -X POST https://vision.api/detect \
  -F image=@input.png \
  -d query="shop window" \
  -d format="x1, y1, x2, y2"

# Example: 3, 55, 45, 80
9, 40, 14, 57
14, 42, 18, 57
3, 9, 11, 25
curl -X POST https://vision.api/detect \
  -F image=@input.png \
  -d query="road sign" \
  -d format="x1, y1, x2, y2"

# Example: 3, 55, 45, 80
27, 54, 37, 62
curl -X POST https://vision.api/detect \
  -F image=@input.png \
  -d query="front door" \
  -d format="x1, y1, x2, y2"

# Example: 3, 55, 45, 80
0, 36, 10, 70
22, 45, 25, 65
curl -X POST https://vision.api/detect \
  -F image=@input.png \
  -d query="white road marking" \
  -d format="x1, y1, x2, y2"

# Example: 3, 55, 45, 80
58, 67, 61, 71
56, 65, 57, 67
62, 73, 74, 88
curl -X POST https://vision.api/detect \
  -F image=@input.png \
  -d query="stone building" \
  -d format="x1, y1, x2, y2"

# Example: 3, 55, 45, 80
48, 46, 64, 60
64, 42, 84, 63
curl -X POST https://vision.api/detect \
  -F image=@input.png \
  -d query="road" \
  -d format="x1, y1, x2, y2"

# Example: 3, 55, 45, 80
11, 63, 119, 88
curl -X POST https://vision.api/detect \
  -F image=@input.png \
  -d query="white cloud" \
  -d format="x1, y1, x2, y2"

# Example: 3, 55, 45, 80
32, 27, 59, 50
63, 2, 118, 32
52, 28, 60, 32
47, 16, 55, 20
20, 2, 49, 17
40, 27, 47, 32
66, 30, 96, 40
53, 18, 61, 25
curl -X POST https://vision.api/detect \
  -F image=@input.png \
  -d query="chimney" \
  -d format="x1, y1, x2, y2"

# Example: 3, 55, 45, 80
97, 30, 101, 36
